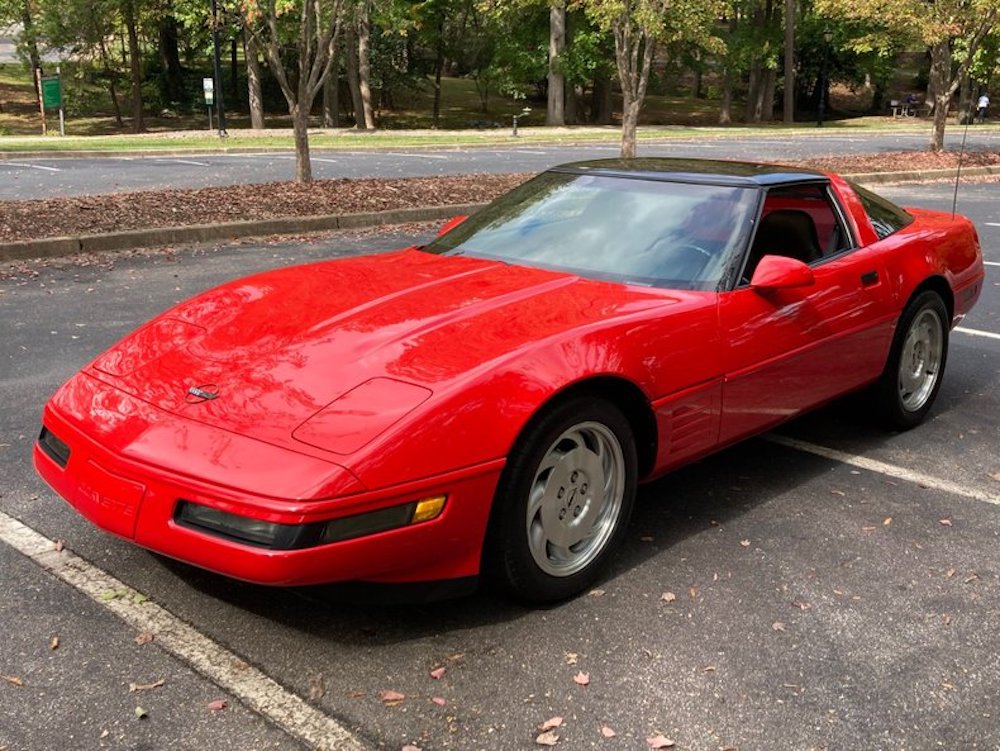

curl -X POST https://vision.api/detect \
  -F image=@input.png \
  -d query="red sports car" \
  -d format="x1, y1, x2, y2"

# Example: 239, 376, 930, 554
35, 159, 984, 602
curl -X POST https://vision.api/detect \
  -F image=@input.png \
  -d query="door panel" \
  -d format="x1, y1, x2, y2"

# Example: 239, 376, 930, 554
720, 246, 894, 443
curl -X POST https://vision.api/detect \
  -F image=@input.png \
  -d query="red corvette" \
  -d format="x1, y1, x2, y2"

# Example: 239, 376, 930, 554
35, 159, 984, 602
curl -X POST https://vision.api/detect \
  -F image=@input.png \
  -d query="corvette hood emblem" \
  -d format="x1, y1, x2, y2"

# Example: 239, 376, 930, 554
186, 385, 220, 403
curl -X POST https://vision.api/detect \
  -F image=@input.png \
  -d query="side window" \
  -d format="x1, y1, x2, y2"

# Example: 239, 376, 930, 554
851, 182, 915, 240
741, 183, 852, 282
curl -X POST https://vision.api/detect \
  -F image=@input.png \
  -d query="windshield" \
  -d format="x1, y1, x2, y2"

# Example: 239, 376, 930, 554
422, 171, 759, 290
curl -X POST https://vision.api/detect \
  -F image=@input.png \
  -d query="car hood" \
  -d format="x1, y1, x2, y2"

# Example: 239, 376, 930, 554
87, 249, 683, 458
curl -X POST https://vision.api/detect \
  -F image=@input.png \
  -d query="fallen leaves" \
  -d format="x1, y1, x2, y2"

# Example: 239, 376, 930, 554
538, 717, 564, 732
739, 539, 751, 547
646, 734, 676, 748
53, 539, 65, 552
790, 600, 812, 611
207, 699, 227, 711
129, 679, 165, 693
573, 672, 590, 687
429, 666, 446, 680
309, 673, 325, 701
772, 621, 786, 632
50, 635, 60, 650
134, 706, 148, 720
660, 592, 677, 603
1, 674, 24, 687
135, 632, 155, 645
379, 689, 406, 706
939, 518, 953, 527
564, 652, 579, 666
601, 725, 617, 738
431, 696, 447, 706
535, 730, 560, 746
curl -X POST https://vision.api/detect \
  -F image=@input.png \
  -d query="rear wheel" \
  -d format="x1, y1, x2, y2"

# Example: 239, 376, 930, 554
876, 290, 949, 430
486, 398, 637, 603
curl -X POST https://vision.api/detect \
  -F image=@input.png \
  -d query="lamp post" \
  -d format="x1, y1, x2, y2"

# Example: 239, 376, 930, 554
816, 28, 833, 128
210, 0, 227, 137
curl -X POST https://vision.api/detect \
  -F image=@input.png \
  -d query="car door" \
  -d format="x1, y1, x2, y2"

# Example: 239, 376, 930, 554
718, 182, 896, 444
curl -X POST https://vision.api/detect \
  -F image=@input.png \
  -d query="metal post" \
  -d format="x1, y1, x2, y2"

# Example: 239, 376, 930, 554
57, 65, 65, 136
211, 0, 227, 137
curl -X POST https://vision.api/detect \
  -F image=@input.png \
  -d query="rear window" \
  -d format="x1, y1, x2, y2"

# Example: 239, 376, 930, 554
851, 183, 914, 240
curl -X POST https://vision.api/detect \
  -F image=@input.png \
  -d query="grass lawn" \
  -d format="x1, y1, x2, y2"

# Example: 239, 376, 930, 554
2, 63, 993, 154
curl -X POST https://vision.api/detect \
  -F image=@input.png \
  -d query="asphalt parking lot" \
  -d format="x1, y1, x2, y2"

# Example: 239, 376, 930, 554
1, 182, 997, 751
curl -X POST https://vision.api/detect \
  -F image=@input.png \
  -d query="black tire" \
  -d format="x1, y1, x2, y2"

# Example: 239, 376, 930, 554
484, 397, 638, 603
875, 290, 949, 430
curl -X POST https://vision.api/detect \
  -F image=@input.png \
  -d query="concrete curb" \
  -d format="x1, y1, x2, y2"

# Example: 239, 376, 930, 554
0, 203, 486, 263
1, 166, 997, 264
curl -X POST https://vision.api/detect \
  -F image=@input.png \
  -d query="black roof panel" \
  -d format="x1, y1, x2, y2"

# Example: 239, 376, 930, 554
550, 158, 828, 187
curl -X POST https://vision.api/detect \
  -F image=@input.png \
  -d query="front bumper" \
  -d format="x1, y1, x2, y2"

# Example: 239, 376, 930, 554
35, 376, 503, 587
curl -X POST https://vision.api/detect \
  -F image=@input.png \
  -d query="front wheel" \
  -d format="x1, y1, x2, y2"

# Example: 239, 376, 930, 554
875, 290, 949, 430
485, 398, 638, 603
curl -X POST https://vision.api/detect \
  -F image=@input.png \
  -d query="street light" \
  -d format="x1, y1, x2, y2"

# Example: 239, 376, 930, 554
211, 0, 227, 137
817, 28, 833, 128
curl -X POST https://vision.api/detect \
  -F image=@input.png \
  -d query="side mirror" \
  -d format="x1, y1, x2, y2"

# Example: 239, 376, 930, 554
437, 215, 468, 237
750, 255, 815, 290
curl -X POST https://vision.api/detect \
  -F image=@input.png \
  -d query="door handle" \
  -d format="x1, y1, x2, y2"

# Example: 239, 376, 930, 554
860, 271, 879, 287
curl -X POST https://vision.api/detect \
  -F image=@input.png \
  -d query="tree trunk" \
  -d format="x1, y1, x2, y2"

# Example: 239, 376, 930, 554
231, 36, 239, 98
245, 30, 265, 129
20, 0, 42, 107
292, 103, 312, 182
620, 98, 640, 158
158, 15, 184, 104
928, 40, 951, 151
783, 0, 794, 122
565, 84, 580, 124
719, 72, 732, 124
356, 1, 376, 129
124, 0, 145, 133
958, 73, 973, 124
592, 75, 612, 124
345, 26, 364, 127
431, 18, 445, 127
323, 69, 338, 127
547, 1, 566, 125
762, 67, 777, 122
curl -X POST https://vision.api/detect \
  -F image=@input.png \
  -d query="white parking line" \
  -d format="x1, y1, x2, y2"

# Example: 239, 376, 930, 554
384, 152, 449, 160
0, 510, 365, 751
984, 261, 1000, 267
956, 326, 1000, 340
985, 222, 1000, 227
4, 162, 61, 172
155, 158, 210, 167
766, 434, 1000, 506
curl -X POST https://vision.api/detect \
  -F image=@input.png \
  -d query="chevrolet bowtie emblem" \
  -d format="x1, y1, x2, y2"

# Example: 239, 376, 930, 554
186, 385, 219, 402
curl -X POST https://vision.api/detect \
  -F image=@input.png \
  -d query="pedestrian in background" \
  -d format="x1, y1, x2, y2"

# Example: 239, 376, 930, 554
976, 92, 990, 123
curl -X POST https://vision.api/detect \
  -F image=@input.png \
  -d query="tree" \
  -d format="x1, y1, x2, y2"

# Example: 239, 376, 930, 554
241, 0, 345, 181
577, 0, 724, 158
817, 0, 999, 150
548, 0, 566, 124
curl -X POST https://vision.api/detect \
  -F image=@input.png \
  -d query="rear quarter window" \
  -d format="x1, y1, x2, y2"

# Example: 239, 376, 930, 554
851, 183, 915, 240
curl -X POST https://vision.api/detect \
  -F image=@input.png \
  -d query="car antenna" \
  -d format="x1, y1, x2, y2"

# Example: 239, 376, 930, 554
951, 111, 973, 218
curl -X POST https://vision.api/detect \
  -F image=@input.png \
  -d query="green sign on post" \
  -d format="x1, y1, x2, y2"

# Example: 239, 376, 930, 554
41, 75, 62, 110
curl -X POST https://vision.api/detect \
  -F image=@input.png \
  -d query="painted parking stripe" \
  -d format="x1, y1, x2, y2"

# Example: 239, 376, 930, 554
0, 511, 366, 751
384, 152, 449, 160
956, 326, 1000, 340
984, 261, 1000, 267
5, 162, 61, 172
985, 222, 1000, 227
765, 434, 1000, 506
155, 158, 210, 167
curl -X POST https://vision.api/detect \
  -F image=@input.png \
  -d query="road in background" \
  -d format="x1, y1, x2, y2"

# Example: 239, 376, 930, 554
1, 183, 997, 750
2, 130, 999, 199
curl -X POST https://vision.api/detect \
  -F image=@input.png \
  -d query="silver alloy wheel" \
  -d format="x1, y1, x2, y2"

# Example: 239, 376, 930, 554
898, 307, 944, 412
525, 421, 626, 577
